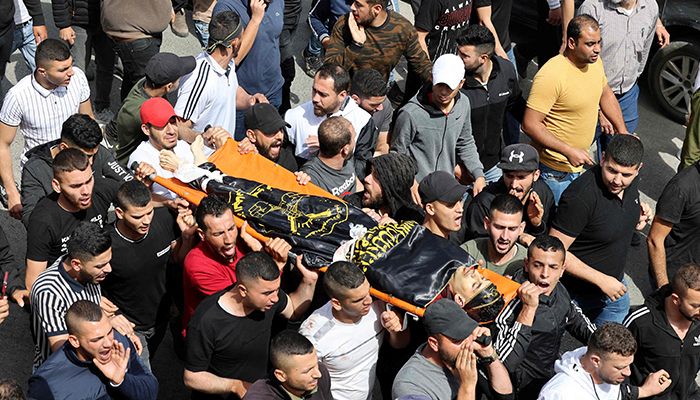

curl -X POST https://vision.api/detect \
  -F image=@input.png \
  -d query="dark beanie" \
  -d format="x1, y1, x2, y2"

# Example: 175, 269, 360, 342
366, 153, 421, 219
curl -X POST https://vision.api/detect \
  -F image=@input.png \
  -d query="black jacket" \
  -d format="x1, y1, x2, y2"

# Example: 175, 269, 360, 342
0, 0, 13, 36
460, 56, 526, 172
51, 0, 101, 29
492, 268, 596, 395
242, 363, 333, 400
624, 285, 700, 400
22, 0, 46, 26
20, 139, 133, 228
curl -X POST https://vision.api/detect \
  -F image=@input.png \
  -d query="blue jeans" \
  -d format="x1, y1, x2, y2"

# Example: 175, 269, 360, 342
539, 163, 580, 206
593, 83, 640, 162
484, 164, 503, 184
12, 20, 36, 71
572, 278, 630, 326
306, 33, 324, 57
502, 47, 521, 146
194, 20, 209, 49
234, 87, 283, 141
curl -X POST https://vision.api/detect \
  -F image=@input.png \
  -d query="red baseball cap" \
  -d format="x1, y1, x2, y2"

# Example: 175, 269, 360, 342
140, 97, 180, 127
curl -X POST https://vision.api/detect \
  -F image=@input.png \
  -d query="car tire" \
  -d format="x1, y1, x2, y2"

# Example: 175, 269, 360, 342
648, 40, 700, 124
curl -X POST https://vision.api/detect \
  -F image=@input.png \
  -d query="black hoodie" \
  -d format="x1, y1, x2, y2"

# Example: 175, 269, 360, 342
243, 363, 333, 400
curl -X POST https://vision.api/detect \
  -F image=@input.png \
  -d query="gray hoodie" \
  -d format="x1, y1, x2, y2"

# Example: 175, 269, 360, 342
538, 347, 639, 400
391, 83, 485, 183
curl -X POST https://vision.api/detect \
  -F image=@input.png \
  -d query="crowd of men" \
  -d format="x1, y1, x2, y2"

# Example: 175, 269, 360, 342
0, 0, 699, 399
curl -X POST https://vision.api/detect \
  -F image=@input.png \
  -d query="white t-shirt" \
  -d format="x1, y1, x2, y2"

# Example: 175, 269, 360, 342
128, 139, 194, 199
175, 51, 237, 156
285, 97, 371, 159
299, 300, 386, 400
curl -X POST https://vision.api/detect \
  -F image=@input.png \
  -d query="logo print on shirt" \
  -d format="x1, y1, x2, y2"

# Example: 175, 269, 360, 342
694, 335, 700, 346
509, 150, 524, 163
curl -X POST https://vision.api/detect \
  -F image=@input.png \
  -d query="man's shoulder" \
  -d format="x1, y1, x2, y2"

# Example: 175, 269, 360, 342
578, 0, 606, 16
299, 303, 334, 340
129, 141, 157, 164
184, 242, 216, 268
385, 10, 415, 32
32, 193, 61, 214
285, 101, 314, 122
6, 74, 35, 98
32, 344, 72, 377
31, 264, 66, 297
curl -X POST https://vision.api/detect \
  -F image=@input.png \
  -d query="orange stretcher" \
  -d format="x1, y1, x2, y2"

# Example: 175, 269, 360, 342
153, 138, 520, 318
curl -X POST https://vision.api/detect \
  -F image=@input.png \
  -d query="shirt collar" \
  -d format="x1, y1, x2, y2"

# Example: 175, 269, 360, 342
203, 51, 233, 77
31, 73, 67, 98
58, 256, 88, 293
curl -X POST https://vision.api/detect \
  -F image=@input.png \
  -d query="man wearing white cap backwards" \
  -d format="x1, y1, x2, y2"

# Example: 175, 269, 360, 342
391, 53, 486, 206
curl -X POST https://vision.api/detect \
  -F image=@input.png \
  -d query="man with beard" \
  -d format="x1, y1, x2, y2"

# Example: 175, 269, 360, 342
461, 194, 527, 277
538, 322, 671, 400
623, 263, 700, 400
102, 180, 198, 369
456, 144, 554, 245
492, 235, 596, 398
349, 68, 391, 155
456, 25, 525, 184
27, 300, 158, 400
284, 63, 374, 177
244, 103, 298, 172
175, 11, 267, 155
300, 117, 360, 198
299, 261, 408, 400
578, 0, 667, 161
392, 299, 513, 400
345, 153, 425, 223
420, 171, 468, 240
129, 98, 196, 200
30, 222, 140, 370
550, 134, 652, 325
182, 196, 292, 336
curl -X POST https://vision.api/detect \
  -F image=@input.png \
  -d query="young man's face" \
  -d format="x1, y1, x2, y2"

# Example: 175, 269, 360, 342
456, 45, 486, 76
76, 249, 113, 285
595, 352, 633, 385
242, 276, 281, 312
247, 128, 284, 162
70, 314, 115, 363
54, 168, 95, 210
334, 279, 373, 318
426, 200, 463, 232
362, 166, 385, 209
312, 76, 343, 117
503, 170, 539, 203
450, 265, 491, 306
354, 95, 385, 115
523, 247, 565, 296
569, 26, 601, 65
41, 57, 75, 87
431, 82, 462, 109
485, 210, 525, 256
199, 209, 239, 262
674, 288, 700, 322
277, 350, 323, 395
144, 116, 179, 151
351, 0, 380, 26
117, 202, 155, 237
600, 155, 640, 196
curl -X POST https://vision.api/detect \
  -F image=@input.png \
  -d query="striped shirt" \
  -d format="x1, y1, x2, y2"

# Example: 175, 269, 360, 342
30, 256, 101, 370
175, 51, 237, 156
578, 0, 658, 95
0, 67, 90, 164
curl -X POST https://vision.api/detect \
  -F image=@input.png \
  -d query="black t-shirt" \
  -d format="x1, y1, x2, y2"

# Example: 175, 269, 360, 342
26, 177, 120, 265
414, 0, 472, 59
101, 207, 180, 331
553, 166, 641, 297
473, 0, 514, 51
655, 162, 700, 280
185, 286, 289, 399
276, 147, 299, 173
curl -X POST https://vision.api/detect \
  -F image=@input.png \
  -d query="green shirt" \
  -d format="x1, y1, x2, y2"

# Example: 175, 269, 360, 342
116, 77, 152, 165
460, 237, 527, 276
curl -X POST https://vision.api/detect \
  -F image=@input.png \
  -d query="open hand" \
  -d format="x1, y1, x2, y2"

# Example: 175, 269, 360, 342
94, 340, 130, 385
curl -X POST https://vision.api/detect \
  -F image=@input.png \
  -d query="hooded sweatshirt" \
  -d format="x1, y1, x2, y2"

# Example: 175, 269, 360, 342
538, 347, 639, 400
391, 82, 484, 183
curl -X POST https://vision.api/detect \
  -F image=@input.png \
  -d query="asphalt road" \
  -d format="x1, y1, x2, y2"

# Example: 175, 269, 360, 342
0, 0, 693, 399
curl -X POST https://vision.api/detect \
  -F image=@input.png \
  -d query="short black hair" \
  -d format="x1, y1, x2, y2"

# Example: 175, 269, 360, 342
672, 263, 700, 297
269, 330, 315, 370
0, 379, 25, 400
567, 14, 599, 43
318, 116, 352, 158
235, 251, 280, 286
116, 180, 152, 210
365, 0, 390, 11
316, 63, 350, 95
208, 11, 242, 52
527, 235, 566, 259
196, 195, 235, 233
67, 222, 112, 263
53, 147, 90, 178
35, 38, 71, 70
61, 114, 103, 150
604, 134, 644, 167
350, 68, 388, 99
456, 24, 495, 58
66, 300, 104, 336
323, 261, 366, 300
489, 193, 523, 217
588, 322, 636, 357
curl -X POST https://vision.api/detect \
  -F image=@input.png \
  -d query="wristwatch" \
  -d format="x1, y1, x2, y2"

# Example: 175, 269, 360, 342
477, 349, 499, 365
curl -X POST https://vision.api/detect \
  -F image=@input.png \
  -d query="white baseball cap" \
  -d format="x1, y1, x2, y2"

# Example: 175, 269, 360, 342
432, 54, 466, 90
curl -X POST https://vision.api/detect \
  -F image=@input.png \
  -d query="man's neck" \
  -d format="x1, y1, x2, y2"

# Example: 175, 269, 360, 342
62, 259, 86, 285
368, 10, 388, 28
474, 59, 493, 84
433, 97, 456, 114
220, 287, 250, 317
618, 0, 637, 10
665, 296, 693, 340
33, 71, 58, 90
116, 219, 146, 241
143, 82, 167, 98
423, 218, 450, 239
210, 50, 234, 71
318, 154, 345, 170
331, 307, 362, 324
421, 344, 447, 369
486, 239, 516, 265
563, 50, 588, 69
57, 194, 81, 213
580, 354, 604, 385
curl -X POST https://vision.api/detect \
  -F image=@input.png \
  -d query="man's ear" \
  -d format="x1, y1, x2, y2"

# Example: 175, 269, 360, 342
425, 202, 435, 216
671, 293, 681, 307
567, 37, 577, 51
372, 3, 382, 16
427, 335, 440, 353
338, 90, 348, 103
533, 170, 541, 182
238, 283, 248, 298
141, 124, 150, 137
523, 257, 530, 274
330, 297, 343, 312
58, 142, 69, 151
68, 334, 80, 349
115, 207, 124, 220
52, 178, 62, 194
453, 292, 466, 308
590, 353, 602, 368
351, 94, 361, 105
273, 368, 287, 383
246, 129, 258, 144
457, 79, 466, 91
484, 216, 491, 231
196, 227, 205, 242
70, 258, 83, 273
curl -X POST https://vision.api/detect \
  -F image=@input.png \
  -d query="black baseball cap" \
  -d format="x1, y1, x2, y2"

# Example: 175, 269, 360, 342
244, 103, 290, 134
419, 171, 468, 204
145, 53, 196, 87
497, 144, 539, 171
424, 299, 478, 341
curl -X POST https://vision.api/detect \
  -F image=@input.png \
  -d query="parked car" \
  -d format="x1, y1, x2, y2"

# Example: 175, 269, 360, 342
511, 0, 700, 124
